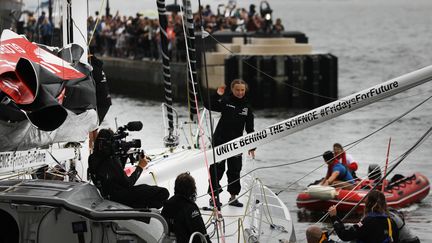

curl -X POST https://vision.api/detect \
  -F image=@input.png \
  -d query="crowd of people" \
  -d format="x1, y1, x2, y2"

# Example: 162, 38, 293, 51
16, 11, 54, 45
85, 3, 285, 61
16, 2, 286, 61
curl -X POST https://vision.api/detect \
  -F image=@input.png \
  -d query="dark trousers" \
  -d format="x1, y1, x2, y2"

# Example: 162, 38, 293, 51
208, 155, 242, 197
110, 184, 169, 209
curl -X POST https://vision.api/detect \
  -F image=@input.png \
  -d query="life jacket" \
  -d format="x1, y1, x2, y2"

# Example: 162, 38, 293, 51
318, 231, 329, 243
335, 151, 348, 167
389, 208, 406, 230
384, 217, 394, 243
358, 213, 394, 243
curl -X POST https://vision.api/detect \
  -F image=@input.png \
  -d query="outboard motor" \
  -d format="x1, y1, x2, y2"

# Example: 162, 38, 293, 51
368, 164, 382, 182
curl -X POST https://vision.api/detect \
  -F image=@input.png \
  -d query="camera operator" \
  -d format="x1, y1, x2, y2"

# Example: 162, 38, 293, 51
89, 129, 169, 209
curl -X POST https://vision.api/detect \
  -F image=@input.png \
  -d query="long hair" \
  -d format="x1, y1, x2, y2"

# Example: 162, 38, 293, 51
365, 190, 388, 215
174, 172, 197, 201
333, 143, 343, 151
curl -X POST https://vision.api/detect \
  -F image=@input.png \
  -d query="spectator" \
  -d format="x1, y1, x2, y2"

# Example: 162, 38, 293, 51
272, 18, 285, 33
39, 17, 53, 45
203, 5, 213, 17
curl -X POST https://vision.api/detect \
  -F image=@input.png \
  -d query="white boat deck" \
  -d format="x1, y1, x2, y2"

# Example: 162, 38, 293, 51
132, 147, 296, 242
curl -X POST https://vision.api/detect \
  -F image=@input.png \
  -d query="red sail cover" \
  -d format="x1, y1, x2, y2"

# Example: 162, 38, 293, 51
0, 29, 100, 135
0, 30, 99, 151
0, 30, 84, 79
0, 30, 85, 104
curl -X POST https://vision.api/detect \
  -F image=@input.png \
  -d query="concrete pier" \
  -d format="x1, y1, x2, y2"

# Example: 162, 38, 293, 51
101, 31, 338, 109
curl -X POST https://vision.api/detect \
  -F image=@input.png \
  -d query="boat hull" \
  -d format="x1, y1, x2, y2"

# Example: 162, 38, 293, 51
296, 173, 430, 213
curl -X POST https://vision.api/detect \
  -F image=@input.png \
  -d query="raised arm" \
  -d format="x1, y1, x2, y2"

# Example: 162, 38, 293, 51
203, 86, 225, 112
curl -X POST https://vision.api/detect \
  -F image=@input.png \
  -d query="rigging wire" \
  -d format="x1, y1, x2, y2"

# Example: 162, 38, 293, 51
88, 0, 106, 47
195, 0, 222, 216
180, 1, 225, 242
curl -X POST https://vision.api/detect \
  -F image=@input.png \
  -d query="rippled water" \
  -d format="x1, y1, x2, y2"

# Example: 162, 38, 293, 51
100, 0, 432, 241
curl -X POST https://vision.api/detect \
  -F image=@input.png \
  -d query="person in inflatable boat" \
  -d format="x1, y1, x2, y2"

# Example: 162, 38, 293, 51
333, 143, 359, 178
320, 150, 355, 189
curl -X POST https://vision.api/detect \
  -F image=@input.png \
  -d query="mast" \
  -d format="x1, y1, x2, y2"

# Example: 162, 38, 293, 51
182, 0, 198, 121
62, 0, 88, 63
157, 0, 177, 147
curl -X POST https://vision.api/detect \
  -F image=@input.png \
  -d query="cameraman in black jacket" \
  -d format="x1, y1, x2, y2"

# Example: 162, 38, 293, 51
88, 129, 169, 208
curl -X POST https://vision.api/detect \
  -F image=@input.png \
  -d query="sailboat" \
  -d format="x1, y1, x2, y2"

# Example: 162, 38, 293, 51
0, 1, 431, 243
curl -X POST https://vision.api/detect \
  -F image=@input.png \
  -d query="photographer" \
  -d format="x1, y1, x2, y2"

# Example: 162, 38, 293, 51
89, 129, 169, 209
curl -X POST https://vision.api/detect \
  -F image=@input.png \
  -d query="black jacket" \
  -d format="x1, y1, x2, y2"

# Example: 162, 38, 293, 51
88, 153, 143, 197
161, 195, 210, 243
206, 92, 254, 146
331, 213, 399, 243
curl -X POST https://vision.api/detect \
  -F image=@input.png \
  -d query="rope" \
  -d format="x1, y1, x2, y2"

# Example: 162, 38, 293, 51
87, 0, 106, 46
195, 0, 222, 225
179, 1, 225, 242
256, 178, 274, 225
149, 172, 158, 185
237, 218, 246, 243
179, 2, 196, 145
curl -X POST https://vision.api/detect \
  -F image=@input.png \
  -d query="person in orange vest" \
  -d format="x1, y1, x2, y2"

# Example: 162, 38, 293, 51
333, 143, 359, 178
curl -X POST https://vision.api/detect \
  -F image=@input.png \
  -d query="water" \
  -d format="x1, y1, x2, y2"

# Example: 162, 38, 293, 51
99, 0, 432, 241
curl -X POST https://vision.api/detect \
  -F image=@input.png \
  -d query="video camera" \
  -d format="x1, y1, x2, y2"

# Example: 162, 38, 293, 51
260, 1, 273, 33
113, 121, 143, 165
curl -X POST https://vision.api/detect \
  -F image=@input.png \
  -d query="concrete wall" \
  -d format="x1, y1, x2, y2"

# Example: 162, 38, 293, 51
101, 57, 189, 102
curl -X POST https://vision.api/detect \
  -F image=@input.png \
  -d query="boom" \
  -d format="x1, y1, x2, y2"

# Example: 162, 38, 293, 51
210, 65, 432, 162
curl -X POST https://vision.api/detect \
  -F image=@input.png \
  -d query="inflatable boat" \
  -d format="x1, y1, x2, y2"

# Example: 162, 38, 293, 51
296, 172, 430, 213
